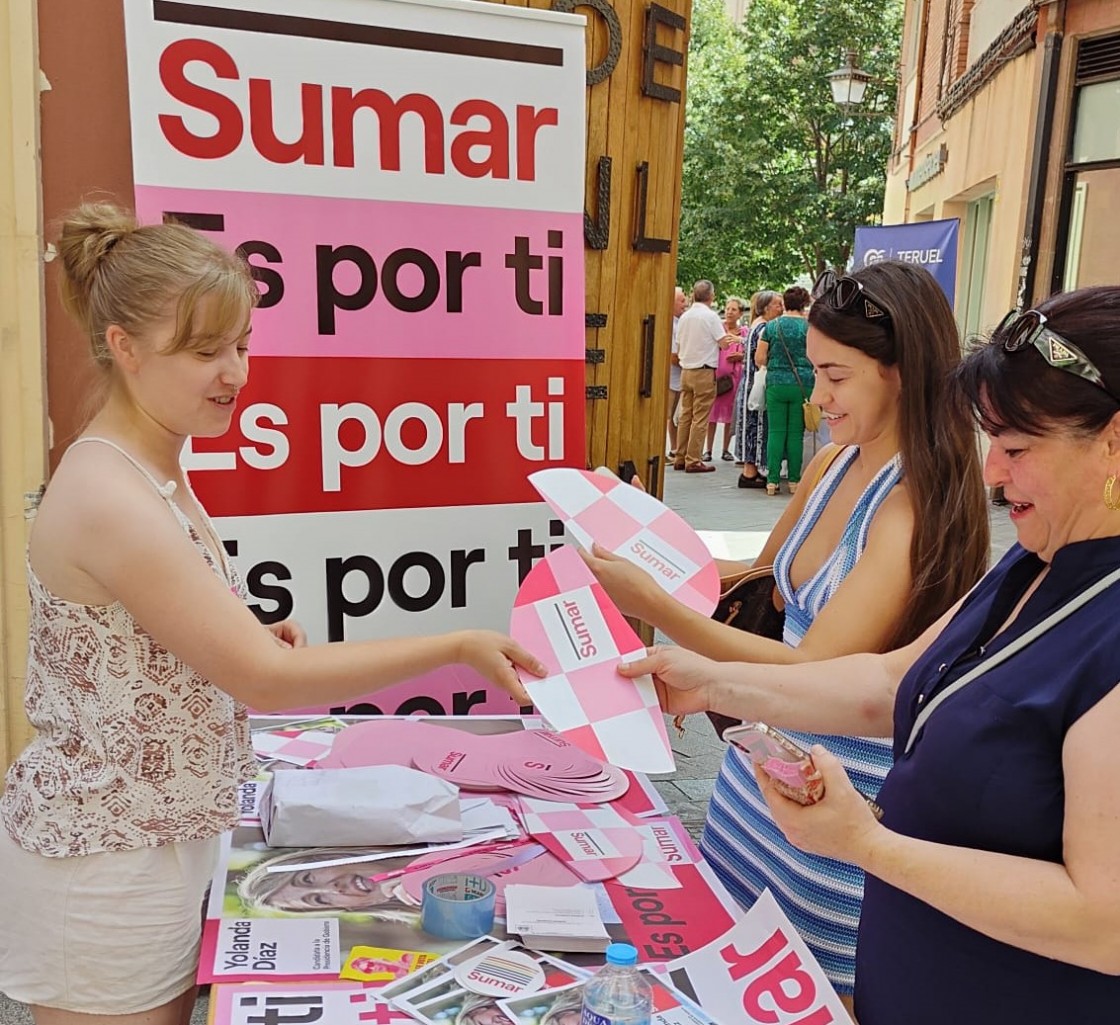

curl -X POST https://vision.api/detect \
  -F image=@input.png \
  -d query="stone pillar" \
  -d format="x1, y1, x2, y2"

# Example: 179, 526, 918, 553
0, 0, 48, 768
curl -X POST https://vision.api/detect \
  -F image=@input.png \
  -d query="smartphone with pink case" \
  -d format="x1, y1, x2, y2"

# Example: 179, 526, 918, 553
723, 721, 884, 818
722, 722, 825, 805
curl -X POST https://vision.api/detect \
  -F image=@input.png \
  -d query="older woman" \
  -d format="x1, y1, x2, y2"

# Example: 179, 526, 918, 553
622, 285, 1120, 1024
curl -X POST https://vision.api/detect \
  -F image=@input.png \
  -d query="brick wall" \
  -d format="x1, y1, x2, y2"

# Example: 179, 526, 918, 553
907, 0, 979, 148
914, 0, 948, 143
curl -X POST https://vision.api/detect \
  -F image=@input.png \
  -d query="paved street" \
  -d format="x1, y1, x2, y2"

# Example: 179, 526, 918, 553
0, 456, 1019, 1024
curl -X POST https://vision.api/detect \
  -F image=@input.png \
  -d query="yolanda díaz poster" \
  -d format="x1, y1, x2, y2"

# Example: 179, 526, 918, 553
198, 817, 739, 984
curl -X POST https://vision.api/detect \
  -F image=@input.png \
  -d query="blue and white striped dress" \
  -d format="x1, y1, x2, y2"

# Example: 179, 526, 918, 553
700, 445, 902, 996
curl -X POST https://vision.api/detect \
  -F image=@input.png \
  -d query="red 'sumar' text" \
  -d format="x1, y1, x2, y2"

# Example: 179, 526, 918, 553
157, 39, 559, 181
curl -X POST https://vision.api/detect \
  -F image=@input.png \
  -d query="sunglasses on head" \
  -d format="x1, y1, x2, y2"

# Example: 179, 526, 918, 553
998, 308, 1113, 397
812, 270, 892, 326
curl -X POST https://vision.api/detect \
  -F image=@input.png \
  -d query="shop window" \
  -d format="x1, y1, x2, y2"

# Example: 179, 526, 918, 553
1070, 79, 1120, 164
959, 194, 994, 340
1055, 34, 1120, 291
1063, 168, 1120, 289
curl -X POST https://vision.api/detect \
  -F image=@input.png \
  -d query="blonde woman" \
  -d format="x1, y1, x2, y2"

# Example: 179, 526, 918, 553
0, 204, 544, 1024
456, 994, 515, 1025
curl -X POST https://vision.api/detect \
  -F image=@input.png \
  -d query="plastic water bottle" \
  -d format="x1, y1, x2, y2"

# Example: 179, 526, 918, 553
580, 943, 653, 1025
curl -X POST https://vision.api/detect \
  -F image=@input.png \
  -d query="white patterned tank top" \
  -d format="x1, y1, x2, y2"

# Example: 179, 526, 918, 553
1, 437, 257, 857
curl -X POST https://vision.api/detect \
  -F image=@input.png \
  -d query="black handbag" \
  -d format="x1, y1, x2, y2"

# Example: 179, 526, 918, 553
704, 565, 785, 736
673, 564, 785, 738
715, 373, 734, 396
680, 447, 844, 738
713, 564, 785, 637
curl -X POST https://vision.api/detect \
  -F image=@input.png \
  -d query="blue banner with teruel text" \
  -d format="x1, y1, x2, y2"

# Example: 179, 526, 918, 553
853, 218, 960, 307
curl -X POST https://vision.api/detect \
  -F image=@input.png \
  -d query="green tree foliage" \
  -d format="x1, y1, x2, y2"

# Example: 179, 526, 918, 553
678, 0, 903, 295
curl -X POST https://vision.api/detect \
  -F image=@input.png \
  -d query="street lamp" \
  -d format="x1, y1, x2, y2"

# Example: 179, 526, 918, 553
827, 50, 873, 111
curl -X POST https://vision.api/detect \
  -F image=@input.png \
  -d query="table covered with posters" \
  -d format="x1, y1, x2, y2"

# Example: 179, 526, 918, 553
200, 714, 743, 1025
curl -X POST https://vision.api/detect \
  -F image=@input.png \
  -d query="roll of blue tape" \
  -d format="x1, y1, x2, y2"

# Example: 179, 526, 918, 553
420, 873, 497, 940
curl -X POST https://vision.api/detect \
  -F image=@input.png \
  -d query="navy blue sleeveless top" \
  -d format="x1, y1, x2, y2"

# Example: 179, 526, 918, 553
856, 536, 1120, 1025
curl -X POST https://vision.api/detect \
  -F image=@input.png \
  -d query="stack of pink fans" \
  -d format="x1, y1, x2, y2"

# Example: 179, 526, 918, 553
318, 719, 629, 803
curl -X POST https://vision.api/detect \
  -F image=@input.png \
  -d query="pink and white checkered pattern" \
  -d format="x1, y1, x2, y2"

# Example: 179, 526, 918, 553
529, 468, 720, 615
511, 546, 675, 774
251, 729, 338, 767
518, 797, 645, 881
615, 817, 704, 890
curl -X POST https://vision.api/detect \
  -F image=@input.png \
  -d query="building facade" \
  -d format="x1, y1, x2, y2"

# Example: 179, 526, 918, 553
884, 0, 1120, 336
1036, 9, 1120, 296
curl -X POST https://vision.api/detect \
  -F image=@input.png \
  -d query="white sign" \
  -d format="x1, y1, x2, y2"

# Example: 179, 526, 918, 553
667, 890, 849, 1024
212, 917, 341, 977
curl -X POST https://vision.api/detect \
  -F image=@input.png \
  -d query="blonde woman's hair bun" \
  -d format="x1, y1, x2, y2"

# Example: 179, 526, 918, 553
54, 200, 257, 370
56, 203, 139, 346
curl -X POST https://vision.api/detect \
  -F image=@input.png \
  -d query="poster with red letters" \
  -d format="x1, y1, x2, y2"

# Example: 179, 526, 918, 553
666, 889, 848, 1024
122, 0, 586, 715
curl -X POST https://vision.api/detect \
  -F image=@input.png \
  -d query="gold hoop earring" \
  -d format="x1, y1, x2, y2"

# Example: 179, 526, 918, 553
1105, 475, 1120, 511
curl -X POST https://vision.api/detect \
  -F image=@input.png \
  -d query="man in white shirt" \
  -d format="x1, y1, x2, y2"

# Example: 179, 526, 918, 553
666, 286, 686, 456
673, 280, 737, 472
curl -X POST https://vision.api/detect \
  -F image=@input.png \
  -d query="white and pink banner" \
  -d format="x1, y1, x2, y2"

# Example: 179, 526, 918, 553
667, 890, 848, 1024
123, 0, 587, 715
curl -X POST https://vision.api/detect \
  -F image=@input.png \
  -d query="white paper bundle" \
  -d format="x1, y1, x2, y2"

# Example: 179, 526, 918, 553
260, 765, 462, 847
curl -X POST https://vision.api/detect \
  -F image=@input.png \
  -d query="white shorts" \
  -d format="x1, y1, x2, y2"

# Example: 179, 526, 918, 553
0, 827, 219, 1014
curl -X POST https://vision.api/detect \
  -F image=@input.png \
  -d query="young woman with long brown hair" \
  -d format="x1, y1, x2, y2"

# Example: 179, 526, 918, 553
586, 260, 990, 1001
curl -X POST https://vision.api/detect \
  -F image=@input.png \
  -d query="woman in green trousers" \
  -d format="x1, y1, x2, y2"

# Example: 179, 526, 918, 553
757, 285, 813, 495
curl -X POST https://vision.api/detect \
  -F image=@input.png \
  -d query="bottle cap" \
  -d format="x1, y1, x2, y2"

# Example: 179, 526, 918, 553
605, 942, 638, 966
